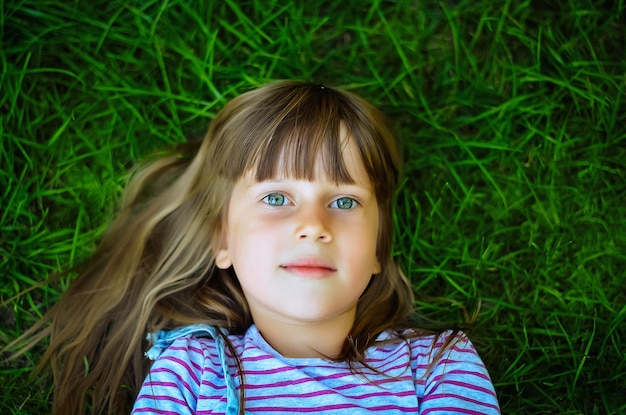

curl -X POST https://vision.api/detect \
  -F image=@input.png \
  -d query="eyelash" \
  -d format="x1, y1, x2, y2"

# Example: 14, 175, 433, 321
262, 193, 291, 206
261, 193, 359, 209
330, 197, 359, 209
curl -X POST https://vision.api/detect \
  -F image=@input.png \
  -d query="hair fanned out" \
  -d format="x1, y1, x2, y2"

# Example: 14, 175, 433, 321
7, 81, 438, 415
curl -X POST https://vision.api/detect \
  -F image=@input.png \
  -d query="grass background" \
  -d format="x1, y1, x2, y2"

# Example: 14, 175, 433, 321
2, 0, 625, 413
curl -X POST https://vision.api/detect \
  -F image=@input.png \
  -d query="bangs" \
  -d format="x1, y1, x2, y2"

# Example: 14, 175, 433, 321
252, 88, 355, 183
212, 81, 399, 201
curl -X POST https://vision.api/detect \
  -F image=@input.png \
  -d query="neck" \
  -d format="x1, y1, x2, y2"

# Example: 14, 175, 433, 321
252, 309, 356, 359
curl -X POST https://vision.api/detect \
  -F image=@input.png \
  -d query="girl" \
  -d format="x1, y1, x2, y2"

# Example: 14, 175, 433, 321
13, 81, 499, 414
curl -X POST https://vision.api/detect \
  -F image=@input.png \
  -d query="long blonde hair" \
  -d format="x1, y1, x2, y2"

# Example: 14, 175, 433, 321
10, 81, 423, 414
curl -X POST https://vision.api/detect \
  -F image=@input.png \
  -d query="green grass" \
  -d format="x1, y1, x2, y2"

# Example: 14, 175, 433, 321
2, 0, 625, 413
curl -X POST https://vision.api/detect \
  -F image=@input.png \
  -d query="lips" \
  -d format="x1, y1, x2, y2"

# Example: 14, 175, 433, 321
280, 257, 337, 279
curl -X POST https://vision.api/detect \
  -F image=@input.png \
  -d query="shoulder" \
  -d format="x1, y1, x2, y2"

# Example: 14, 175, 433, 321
133, 332, 246, 414
406, 330, 501, 414
405, 330, 492, 382
142, 334, 228, 387
143, 327, 249, 388
417, 330, 484, 365
401, 330, 483, 366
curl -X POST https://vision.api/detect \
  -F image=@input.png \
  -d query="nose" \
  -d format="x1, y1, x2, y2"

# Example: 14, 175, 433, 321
295, 205, 332, 242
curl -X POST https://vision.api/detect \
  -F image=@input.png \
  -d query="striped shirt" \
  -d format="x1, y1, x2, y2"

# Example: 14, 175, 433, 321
132, 325, 500, 414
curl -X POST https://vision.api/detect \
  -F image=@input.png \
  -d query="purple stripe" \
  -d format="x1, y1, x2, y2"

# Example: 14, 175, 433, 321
435, 357, 485, 367
244, 388, 416, 401
334, 376, 406, 390
135, 394, 189, 407
160, 356, 201, 385
243, 365, 297, 375
177, 337, 242, 368
251, 403, 418, 412
411, 351, 434, 359
442, 368, 491, 381
421, 405, 491, 415
169, 344, 209, 357
197, 393, 229, 402
414, 362, 433, 371
149, 368, 197, 398
429, 379, 497, 396
133, 409, 184, 415
244, 362, 412, 377
372, 342, 407, 358
426, 393, 500, 410
200, 379, 228, 390
450, 346, 478, 355
429, 368, 490, 385
242, 374, 405, 391
159, 352, 222, 379
241, 353, 276, 363
292, 363, 344, 372
367, 349, 410, 367
243, 375, 339, 390
380, 360, 414, 373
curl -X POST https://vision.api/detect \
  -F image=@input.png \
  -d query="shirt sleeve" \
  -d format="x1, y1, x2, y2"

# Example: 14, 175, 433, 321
132, 336, 206, 415
417, 332, 501, 415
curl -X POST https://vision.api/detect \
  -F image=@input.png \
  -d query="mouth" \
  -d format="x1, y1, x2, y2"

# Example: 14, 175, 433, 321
280, 258, 337, 279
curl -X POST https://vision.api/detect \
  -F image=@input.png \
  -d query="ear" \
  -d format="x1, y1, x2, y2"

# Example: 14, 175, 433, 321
372, 257, 381, 275
215, 249, 232, 269
215, 231, 232, 269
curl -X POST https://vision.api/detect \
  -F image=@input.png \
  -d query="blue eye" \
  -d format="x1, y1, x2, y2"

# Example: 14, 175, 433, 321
263, 193, 289, 206
331, 197, 357, 209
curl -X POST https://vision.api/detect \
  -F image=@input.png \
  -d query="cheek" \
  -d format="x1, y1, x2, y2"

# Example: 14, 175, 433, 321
341, 219, 380, 273
229, 226, 276, 276
365, 213, 382, 272
374, 211, 387, 259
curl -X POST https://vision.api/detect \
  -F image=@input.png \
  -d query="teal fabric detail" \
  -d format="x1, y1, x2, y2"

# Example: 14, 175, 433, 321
146, 324, 242, 414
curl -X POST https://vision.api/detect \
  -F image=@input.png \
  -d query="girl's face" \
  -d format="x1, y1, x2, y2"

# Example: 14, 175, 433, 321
215, 134, 381, 329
